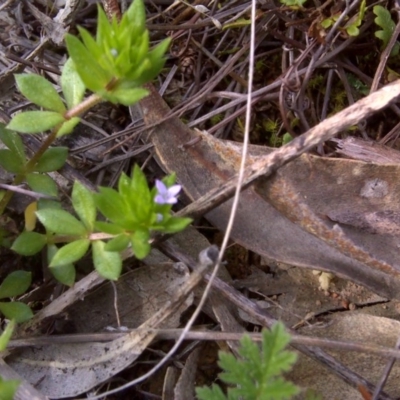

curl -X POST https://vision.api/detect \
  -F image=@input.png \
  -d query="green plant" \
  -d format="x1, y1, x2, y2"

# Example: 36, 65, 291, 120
321, 0, 366, 37
279, 0, 306, 8
373, 5, 400, 56
347, 73, 369, 96
0, 272, 32, 323
196, 322, 299, 400
0, 0, 191, 288
0, 321, 20, 400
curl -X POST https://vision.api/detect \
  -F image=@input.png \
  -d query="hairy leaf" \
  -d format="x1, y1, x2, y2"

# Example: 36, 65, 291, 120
0, 123, 26, 162
0, 149, 24, 173
11, 232, 47, 256
61, 58, 86, 109
36, 209, 87, 236
7, 111, 65, 134
15, 74, 66, 113
34, 147, 68, 172
26, 173, 58, 196
92, 240, 122, 280
72, 181, 96, 231
50, 239, 90, 267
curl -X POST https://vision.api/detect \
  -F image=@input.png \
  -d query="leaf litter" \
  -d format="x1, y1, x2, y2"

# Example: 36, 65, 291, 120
2, 0, 400, 399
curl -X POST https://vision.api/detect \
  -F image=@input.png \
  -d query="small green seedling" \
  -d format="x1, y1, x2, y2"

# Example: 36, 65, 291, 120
373, 5, 400, 56
196, 322, 299, 400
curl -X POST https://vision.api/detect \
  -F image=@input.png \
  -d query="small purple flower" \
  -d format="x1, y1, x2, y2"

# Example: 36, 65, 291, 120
154, 180, 181, 205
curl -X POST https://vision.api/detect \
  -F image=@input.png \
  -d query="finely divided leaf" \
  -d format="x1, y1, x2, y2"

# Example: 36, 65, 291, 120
197, 322, 299, 400
373, 5, 399, 55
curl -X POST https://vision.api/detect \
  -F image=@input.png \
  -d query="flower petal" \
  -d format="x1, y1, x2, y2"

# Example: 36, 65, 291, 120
155, 179, 168, 195
168, 184, 181, 197
155, 194, 166, 204
166, 197, 178, 204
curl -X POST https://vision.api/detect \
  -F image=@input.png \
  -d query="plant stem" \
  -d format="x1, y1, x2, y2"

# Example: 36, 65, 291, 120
0, 93, 103, 215
64, 93, 103, 120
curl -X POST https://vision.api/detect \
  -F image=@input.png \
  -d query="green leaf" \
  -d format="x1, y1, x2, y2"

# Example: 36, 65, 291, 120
79, 25, 104, 61
50, 263, 76, 286
47, 245, 76, 286
161, 217, 192, 234
374, 5, 395, 47
197, 322, 299, 400
321, 18, 333, 29
282, 133, 293, 145
127, 164, 152, 223
104, 233, 130, 252
36, 209, 87, 236
11, 232, 47, 256
38, 198, 62, 210
131, 229, 150, 259
0, 271, 31, 299
94, 221, 125, 235
126, 0, 146, 33
0, 123, 26, 162
95, 187, 129, 225
7, 111, 65, 134
34, 146, 68, 172
65, 34, 111, 92
196, 385, 227, 400
26, 173, 58, 197
0, 320, 15, 351
0, 376, 20, 400
57, 117, 81, 137
0, 149, 24, 173
72, 181, 96, 231
92, 240, 122, 280
61, 58, 86, 109
15, 74, 66, 113
104, 86, 148, 106
162, 173, 176, 188
0, 301, 33, 323
50, 239, 90, 267
346, 25, 359, 36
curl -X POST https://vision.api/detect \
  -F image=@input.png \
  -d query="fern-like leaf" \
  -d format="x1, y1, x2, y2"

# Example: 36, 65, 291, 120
196, 322, 299, 400
373, 5, 399, 56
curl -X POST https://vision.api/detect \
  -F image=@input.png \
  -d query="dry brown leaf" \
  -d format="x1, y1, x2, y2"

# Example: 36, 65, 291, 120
139, 84, 400, 300
291, 313, 400, 398
68, 262, 193, 333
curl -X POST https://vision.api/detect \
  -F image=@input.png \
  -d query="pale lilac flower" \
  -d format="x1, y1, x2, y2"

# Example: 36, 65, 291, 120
154, 180, 181, 205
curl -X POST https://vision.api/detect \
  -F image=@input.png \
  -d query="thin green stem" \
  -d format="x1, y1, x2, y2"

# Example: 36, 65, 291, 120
0, 93, 103, 215
0, 127, 59, 215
